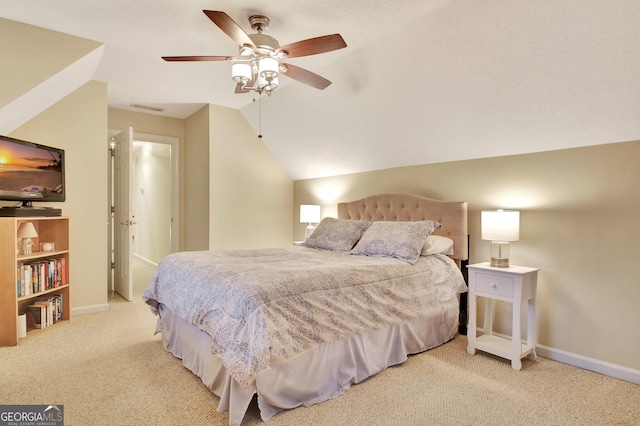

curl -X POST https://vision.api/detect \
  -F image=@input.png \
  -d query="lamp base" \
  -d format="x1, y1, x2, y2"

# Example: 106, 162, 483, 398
489, 241, 511, 268
490, 257, 510, 268
305, 224, 315, 240
21, 238, 34, 255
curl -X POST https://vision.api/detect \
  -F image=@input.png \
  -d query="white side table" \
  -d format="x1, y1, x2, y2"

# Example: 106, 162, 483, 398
466, 262, 539, 370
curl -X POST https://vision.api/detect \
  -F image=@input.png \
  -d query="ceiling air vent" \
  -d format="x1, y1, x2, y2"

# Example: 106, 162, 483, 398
129, 103, 165, 112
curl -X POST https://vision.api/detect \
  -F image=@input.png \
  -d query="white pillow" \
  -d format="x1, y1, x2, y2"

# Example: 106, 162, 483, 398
421, 235, 454, 256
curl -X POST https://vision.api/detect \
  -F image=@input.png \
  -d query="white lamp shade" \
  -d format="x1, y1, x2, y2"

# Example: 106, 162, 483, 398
481, 210, 519, 242
17, 222, 38, 238
232, 62, 252, 85
300, 205, 321, 224
258, 57, 279, 79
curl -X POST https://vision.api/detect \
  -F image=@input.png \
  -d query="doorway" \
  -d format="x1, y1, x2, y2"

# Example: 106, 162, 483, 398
108, 129, 179, 299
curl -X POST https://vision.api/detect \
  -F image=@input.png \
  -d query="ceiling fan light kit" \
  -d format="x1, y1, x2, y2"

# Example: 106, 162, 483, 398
162, 10, 347, 96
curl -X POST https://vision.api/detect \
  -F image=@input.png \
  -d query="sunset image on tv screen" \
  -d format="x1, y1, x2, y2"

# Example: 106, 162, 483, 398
0, 140, 63, 193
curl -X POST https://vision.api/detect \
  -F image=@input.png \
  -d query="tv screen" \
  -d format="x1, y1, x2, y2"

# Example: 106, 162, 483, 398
0, 135, 65, 205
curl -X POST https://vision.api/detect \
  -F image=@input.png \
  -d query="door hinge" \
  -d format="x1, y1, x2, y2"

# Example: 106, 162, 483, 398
111, 206, 115, 214
111, 262, 115, 270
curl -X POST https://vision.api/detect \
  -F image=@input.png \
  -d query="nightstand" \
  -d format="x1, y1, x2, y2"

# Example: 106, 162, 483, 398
466, 262, 539, 370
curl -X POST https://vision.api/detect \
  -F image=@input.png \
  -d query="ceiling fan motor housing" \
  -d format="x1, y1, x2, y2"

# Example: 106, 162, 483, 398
247, 34, 280, 54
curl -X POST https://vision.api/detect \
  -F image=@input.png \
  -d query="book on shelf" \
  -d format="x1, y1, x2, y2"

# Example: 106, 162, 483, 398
18, 264, 32, 297
17, 258, 66, 296
60, 257, 67, 285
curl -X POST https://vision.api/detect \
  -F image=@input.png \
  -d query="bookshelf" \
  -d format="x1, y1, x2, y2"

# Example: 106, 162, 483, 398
0, 216, 70, 346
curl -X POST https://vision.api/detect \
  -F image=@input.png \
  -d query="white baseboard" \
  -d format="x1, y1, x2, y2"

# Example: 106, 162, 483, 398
536, 344, 640, 385
474, 328, 640, 384
133, 253, 158, 267
71, 303, 109, 316
478, 328, 640, 385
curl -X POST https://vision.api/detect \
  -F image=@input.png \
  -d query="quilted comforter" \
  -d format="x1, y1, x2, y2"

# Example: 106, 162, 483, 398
142, 246, 467, 387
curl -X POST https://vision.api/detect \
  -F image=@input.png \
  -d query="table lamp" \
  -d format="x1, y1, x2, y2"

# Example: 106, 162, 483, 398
17, 222, 38, 255
481, 209, 520, 268
300, 205, 321, 240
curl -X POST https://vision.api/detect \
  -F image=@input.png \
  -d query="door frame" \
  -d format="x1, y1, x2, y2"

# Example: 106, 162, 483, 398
107, 129, 180, 293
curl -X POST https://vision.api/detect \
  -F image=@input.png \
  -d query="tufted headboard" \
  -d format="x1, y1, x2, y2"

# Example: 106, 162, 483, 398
337, 193, 468, 260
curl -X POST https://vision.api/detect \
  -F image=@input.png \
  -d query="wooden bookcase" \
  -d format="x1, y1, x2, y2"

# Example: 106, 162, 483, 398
0, 216, 70, 346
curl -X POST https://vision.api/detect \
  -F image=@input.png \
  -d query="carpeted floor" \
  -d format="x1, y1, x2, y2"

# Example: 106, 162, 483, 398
1, 259, 638, 425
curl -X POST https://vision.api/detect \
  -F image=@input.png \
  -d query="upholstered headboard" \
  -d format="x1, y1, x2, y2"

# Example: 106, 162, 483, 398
337, 193, 468, 260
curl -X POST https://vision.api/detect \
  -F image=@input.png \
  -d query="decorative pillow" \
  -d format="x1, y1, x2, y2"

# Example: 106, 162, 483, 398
302, 217, 372, 251
421, 235, 455, 256
350, 220, 442, 264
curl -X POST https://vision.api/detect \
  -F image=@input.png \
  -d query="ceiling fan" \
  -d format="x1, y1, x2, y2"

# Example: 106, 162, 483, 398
162, 10, 347, 95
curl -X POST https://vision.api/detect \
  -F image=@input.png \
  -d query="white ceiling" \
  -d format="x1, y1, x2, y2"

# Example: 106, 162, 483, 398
3, 1, 640, 180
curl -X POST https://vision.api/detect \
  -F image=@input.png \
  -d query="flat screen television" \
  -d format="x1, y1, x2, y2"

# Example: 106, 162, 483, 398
0, 135, 65, 215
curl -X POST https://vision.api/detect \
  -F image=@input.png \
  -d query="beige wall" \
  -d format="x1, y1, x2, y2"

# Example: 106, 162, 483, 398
209, 105, 293, 249
7, 81, 109, 313
183, 106, 210, 251
294, 140, 640, 374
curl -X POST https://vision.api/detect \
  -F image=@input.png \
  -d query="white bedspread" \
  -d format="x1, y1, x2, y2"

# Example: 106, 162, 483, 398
142, 246, 466, 387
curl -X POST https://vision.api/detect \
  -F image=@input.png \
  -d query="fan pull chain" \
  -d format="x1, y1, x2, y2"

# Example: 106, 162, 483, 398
252, 93, 264, 139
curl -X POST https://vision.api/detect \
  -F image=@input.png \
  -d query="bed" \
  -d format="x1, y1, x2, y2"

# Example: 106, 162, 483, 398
143, 193, 468, 425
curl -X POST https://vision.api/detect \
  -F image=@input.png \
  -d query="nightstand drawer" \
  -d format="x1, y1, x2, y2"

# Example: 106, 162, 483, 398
475, 273, 514, 298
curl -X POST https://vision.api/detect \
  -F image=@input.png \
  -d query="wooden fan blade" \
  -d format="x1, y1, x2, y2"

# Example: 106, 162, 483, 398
277, 34, 346, 58
203, 10, 255, 48
281, 63, 331, 90
162, 55, 230, 62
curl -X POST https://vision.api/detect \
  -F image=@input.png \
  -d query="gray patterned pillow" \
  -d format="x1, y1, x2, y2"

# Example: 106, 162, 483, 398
350, 220, 442, 264
302, 217, 372, 251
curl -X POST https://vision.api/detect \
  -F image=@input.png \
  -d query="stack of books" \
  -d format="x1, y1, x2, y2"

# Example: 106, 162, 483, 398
27, 294, 64, 329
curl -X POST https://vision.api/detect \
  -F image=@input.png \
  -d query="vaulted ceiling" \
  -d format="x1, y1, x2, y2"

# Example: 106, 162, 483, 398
3, 1, 640, 180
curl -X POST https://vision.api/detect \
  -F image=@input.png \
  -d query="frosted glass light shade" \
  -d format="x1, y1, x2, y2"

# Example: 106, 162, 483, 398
232, 63, 252, 86
258, 57, 278, 80
481, 210, 520, 268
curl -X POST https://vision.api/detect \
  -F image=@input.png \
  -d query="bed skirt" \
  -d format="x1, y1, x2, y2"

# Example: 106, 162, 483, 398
156, 296, 460, 425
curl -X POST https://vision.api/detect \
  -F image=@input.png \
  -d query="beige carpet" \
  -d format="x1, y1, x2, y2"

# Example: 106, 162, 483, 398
1, 260, 639, 425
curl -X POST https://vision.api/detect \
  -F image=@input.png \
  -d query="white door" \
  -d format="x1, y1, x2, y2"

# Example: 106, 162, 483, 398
113, 127, 134, 301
